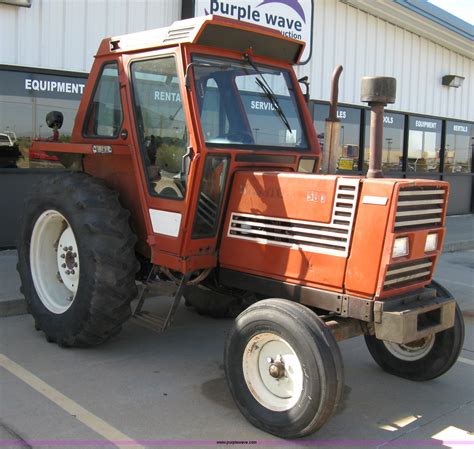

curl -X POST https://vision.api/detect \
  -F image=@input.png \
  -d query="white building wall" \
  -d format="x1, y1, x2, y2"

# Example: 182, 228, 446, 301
0, 0, 182, 72
296, 0, 473, 121
0, 0, 472, 121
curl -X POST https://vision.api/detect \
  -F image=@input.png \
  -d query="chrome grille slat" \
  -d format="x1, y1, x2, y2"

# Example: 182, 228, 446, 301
396, 208, 442, 217
398, 190, 444, 196
227, 178, 360, 257
394, 217, 442, 227
397, 199, 444, 206
384, 270, 431, 286
386, 262, 432, 275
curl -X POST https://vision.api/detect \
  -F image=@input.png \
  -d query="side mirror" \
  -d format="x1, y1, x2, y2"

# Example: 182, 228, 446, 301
298, 76, 310, 105
46, 111, 64, 130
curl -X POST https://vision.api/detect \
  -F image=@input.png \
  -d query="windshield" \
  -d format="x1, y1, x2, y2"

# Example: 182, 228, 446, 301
192, 55, 308, 150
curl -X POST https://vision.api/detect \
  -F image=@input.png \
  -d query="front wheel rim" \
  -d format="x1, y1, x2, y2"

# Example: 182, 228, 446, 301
242, 332, 304, 412
383, 335, 435, 361
30, 210, 80, 314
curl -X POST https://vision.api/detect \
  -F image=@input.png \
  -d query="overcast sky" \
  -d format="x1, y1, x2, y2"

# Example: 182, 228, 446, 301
428, 0, 474, 25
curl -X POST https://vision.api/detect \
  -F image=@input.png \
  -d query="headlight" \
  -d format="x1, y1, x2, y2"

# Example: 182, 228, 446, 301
393, 237, 409, 258
425, 233, 438, 252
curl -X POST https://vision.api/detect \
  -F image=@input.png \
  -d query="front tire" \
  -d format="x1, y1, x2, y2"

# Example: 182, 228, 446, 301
224, 298, 343, 438
17, 172, 139, 347
364, 303, 464, 381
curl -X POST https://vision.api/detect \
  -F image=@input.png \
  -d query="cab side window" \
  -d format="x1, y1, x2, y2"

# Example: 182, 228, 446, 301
130, 56, 188, 199
83, 63, 123, 137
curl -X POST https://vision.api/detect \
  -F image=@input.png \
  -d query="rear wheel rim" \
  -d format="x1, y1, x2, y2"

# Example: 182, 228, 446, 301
383, 335, 435, 361
30, 210, 80, 314
242, 332, 304, 412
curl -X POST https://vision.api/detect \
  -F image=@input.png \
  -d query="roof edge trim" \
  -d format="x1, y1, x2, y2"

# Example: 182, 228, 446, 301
394, 0, 474, 41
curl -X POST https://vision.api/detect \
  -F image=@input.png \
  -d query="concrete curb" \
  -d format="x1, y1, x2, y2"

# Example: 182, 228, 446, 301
0, 297, 27, 317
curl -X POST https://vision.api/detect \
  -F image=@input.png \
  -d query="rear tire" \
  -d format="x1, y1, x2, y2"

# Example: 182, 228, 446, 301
364, 303, 464, 381
224, 298, 343, 438
17, 172, 139, 347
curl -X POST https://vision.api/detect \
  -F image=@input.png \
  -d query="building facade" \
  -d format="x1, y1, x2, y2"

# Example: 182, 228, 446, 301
0, 0, 472, 247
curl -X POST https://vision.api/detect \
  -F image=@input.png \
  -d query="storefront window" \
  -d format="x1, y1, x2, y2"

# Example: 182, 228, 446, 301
0, 68, 86, 168
0, 97, 33, 168
407, 116, 441, 172
313, 103, 361, 171
444, 121, 473, 174
363, 111, 404, 172
313, 103, 327, 153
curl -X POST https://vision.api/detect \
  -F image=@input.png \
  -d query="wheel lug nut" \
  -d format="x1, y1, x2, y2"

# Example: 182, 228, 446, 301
73, 253, 77, 257
69, 246, 73, 251
61, 263, 66, 268
267, 357, 274, 364
71, 270, 75, 275
66, 270, 70, 275
61, 254, 65, 259
74, 263, 78, 267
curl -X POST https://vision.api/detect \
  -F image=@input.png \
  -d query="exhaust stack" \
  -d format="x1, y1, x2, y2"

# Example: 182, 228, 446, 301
323, 65, 343, 174
360, 77, 396, 178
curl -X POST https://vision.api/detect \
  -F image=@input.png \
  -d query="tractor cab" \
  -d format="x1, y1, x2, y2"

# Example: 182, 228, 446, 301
36, 15, 320, 273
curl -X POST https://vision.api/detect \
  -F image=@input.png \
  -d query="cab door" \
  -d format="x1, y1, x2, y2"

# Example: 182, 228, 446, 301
124, 50, 198, 269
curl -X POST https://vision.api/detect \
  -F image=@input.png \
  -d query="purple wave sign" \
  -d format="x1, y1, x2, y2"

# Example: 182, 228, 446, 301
257, 0, 306, 23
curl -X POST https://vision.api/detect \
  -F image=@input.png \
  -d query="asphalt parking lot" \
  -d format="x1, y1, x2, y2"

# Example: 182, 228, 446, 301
1, 251, 473, 449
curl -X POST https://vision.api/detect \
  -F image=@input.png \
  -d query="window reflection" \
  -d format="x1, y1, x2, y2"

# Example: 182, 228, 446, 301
444, 122, 472, 173
0, 69, 85, 169
407, 116, 441, 172
364, 111, 404, 172
193, 55, 308, 149
313, 103, 361, 171
0, 98, 32, 168
83, 64, 122, 138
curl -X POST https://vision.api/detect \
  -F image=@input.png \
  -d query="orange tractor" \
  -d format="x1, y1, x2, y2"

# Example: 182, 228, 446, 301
18, 15, 464, 438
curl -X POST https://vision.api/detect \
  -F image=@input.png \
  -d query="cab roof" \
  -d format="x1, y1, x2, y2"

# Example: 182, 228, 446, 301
96, 15, 305, 65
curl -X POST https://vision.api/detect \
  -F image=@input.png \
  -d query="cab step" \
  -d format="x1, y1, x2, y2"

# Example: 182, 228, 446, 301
132, 267, 190, 333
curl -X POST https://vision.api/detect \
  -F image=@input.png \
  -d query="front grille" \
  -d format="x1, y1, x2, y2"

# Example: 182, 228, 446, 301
395, 186, 446, 230
383, 258, 433, 291
227, 178, 360, 257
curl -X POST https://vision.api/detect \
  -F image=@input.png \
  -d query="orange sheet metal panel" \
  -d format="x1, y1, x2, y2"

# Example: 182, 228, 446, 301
233, 172, 338, 223
345, 179, 396, 297
219, 171, 356, 290
220, 238, 347, 291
